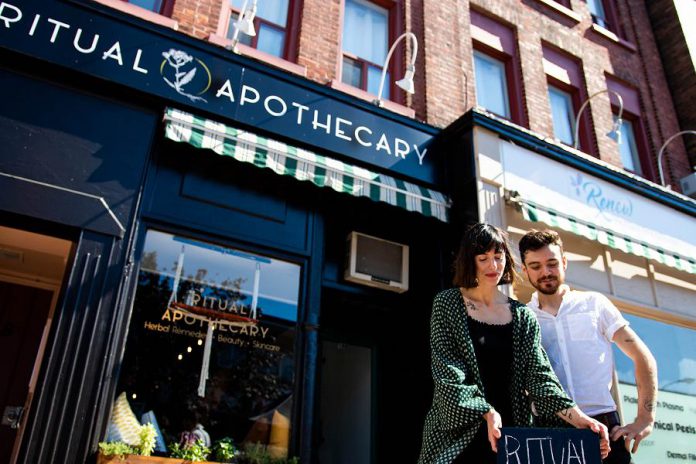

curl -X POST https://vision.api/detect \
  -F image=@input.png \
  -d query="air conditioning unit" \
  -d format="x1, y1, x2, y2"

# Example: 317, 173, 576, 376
680, 172, 696, 199
344, 232, 409, 293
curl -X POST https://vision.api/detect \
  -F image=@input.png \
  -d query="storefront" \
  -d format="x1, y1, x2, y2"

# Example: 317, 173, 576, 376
0, 1, 460, 463
463, 109, 696, 464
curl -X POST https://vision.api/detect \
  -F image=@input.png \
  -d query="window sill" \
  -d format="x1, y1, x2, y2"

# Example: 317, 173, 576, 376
528, 0, 581, 24
208, 34, 307, 77
329, 80, 416, 119
588, 23, 637, 53
91, 0, 178, 30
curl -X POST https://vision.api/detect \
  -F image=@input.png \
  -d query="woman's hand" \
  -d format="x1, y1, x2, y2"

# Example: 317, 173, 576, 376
557, 406, 610, 459
483, 408, 502, 453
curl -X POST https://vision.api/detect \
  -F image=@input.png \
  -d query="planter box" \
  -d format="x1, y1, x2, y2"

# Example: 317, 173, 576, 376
97, 454, 221, 464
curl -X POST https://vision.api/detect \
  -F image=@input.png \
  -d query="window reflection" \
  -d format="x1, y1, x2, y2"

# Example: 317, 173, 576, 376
111, 230, 300, 459
615, 313, 696, 463
474, 51, 510, 119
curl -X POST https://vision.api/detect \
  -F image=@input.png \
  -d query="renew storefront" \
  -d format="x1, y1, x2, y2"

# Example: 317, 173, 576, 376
462, 110, 696, 464
0, 1, 460, 463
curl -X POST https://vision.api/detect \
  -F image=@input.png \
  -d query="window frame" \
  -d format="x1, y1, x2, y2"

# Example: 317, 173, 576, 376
586, 0, 622, 36
542, 44, 594, 154
112, 224, 309, 457
547, 82, 578, 147
218, 0, 302, 62
119, 0, 175, 17
339, 0, 405, 104
606, 77, 655, 181
470, 10, 526, 127
473, 48, 512, 120
551, 0, 571, 7
612, 108, 653, 179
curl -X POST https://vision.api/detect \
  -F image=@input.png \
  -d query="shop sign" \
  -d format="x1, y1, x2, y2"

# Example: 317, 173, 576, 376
497, 427, 601, 464
619, 383, 696, 463
0, 0, 438, 184
501, 141, 696, 258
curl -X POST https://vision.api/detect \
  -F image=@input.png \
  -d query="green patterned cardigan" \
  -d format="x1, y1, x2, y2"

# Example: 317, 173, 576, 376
418, 288, 575, 464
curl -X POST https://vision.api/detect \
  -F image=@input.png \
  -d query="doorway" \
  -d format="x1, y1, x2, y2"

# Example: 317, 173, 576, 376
0, 225, 72, 464
318, 340, 373, 464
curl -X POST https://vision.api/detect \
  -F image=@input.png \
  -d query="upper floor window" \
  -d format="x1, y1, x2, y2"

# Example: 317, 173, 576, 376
542, 44, 592, 152
616, 117, 642, 175
548, 86, 575, 146
606, 76, 653, 179
121, 0, 174, 15
586, 0, 621, 34
473, 51, 510, 119
341, 0, 393, 98
223, 0, 296, 59
470, 10, 525, 126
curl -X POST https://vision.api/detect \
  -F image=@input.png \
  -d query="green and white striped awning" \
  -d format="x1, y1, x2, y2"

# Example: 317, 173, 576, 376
163, 108, 449, 222
512, 198, 696, 274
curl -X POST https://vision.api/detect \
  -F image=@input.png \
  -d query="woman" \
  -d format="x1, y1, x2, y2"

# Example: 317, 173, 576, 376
418, 223, 609, 464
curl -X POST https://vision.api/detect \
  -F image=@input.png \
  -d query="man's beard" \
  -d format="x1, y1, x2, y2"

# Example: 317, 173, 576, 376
534, 276, 561, 295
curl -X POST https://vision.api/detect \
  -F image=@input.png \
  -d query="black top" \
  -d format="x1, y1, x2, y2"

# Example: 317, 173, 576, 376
467, 316, 515, 425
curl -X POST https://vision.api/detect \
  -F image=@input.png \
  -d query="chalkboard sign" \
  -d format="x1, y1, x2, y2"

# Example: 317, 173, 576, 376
497, 428, 602, 464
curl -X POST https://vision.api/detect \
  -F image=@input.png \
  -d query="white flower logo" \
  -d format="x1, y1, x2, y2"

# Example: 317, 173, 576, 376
161, 49, 209, 103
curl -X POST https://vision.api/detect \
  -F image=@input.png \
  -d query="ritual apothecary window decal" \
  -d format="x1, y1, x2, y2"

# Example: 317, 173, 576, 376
107, 230, 300, 459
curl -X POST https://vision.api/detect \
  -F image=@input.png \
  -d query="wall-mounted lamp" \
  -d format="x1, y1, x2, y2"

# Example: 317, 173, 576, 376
573, 89, 624, 150
228, 0, 257, 54
373, 32, 418, 107
657, 130, 696, 187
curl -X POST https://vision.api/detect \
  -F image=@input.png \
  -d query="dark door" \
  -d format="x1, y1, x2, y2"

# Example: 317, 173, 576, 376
0, 282, 53, 462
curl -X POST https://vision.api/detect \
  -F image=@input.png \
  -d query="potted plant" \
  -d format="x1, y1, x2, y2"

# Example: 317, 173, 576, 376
97, 423, 157, 463
212, 437, 240, 463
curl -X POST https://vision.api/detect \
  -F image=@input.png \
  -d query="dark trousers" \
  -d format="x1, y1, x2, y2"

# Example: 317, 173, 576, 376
592, 411, 632, 464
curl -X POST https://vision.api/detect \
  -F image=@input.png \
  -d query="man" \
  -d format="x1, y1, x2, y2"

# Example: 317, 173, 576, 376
518, 229, 657, 464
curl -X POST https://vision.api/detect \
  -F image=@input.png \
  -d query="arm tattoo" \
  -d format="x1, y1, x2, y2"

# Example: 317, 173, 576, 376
559, 409, 573, 420
643, 401, 656, 413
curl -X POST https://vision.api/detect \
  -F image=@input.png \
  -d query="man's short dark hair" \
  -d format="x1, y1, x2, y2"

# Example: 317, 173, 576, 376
453, 223, 518, 288
518, 229, 564, 264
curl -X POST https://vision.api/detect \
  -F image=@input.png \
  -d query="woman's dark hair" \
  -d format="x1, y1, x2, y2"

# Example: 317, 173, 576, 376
452, 223, 518, 288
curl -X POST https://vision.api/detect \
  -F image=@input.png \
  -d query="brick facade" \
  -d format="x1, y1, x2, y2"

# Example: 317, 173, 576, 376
647, 0, 696, 170
151, 0, 690, 189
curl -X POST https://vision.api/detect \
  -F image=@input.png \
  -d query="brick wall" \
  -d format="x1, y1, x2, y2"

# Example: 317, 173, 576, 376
172, 0, 221, 39
647, 0, 696, 174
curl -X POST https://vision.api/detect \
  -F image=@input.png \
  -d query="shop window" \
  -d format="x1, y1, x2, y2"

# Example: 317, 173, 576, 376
341, 0, 397, 99
548, 85, 576, 146
470, 10, 525, 126
222, 0, 298, 60
109, 230, 301, 459
615, 313, 696, 463
473, 51, 510, 119
119, 0, 174, 16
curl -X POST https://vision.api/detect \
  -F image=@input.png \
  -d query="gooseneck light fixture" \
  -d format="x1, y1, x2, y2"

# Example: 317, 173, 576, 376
657, 130, 696, 187
573, 89, 624, 150
373, 32, 419, 107
228, 0, 258, 54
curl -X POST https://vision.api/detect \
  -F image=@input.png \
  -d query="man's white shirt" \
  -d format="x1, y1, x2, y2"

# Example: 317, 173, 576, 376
528, 285, 628, 416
